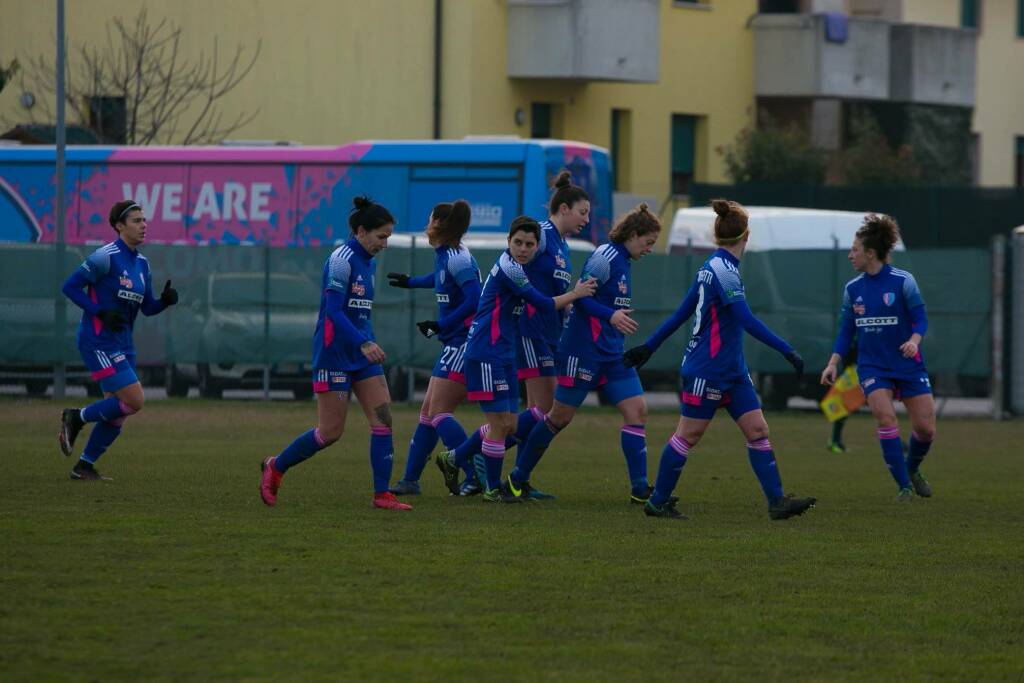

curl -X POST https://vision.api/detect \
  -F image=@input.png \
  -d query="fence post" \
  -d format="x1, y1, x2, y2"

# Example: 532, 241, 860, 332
991, 235, 1005, 420
53, 0, 67, 400
406, 235, 417, 403
263, 242, 271, 400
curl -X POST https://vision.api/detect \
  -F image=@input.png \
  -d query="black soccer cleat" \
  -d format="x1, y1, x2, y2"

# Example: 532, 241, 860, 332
769, 494, 817, 520
70, 460, 110, 481
909, 471, 932, 498
435, 451, 461, 496
643, 499, 688, 520
630, 485, 678, 506
59, 408, 85, 457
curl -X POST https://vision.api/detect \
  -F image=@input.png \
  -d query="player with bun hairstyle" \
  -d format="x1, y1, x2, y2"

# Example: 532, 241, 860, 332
57, 200, 178, 480
506, 204, 660, 503
434, 216, 596, 503
820, 214, 935, 501
623, 199, 815, 520
385, 200, 484, 496
260, 196, 412, 511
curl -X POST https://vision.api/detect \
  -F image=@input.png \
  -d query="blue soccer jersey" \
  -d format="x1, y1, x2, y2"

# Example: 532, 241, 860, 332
69, 239, 166, 353
465, 251, 536, 365
834, 264, 927, 378
519, 220, 571, 346
312, 239, 377, 371
679, 248, 751, 382
434, 244, 481, 345
559, 242, 632, 361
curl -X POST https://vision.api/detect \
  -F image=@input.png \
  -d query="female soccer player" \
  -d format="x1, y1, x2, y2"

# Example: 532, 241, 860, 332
820, 214, 935, 501
518, 170, 590, 412
435, 216, 596, 502
385, 199, 482, 496
58, 199, 178, 480
507, 204, 660, 503
622, 199, 815, 521
259, 196, 410, 511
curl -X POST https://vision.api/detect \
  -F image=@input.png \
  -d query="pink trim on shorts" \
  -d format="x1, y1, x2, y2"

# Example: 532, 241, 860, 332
557, 376, 574, 387
312, 381, 330, 393
681, 392, 702, 406
517, 367, 541, 380
467, 390, 494, 401
447, 371, 466, 384
91, 367, 116, 380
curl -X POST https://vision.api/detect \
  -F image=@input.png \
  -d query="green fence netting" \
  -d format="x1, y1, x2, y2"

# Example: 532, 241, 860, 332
0, 243, 990, 378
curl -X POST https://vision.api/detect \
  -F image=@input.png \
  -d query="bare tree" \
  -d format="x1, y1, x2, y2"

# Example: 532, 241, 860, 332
8, 8, 261, 144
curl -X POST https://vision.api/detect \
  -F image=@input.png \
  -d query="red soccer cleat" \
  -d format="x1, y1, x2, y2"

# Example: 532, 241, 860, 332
260, 457, 283, 507
373, 491, 412, 511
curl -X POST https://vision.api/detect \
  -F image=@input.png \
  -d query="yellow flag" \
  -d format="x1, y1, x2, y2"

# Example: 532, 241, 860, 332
819, 366, 866, 422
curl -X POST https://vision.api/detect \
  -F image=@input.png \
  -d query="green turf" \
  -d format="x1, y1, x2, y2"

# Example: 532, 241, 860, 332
2, 399, 1022, 682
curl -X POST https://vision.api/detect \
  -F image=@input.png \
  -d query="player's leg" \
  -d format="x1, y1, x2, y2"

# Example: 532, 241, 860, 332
645, 414, 709, 519
391, 380, 439, 494
605, 364, 651, 502
865, 381, 913, 499
427, 376, 482, 495
903, 383, 936, 498
828, 416, 848, 453
732, 404, 815, 520
61, 349, 141, 462
353, 369, 410, 510
260, 370, 349, 507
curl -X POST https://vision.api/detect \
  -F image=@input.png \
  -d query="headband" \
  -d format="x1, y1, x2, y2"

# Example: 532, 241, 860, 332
716, 227, 749, 245
118, 202, 141, 220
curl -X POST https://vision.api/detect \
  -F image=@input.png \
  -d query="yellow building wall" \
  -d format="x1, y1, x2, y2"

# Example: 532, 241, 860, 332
0, 0, 438, 144
442, 0, 755, 212
900, 0, 959, 26
972, 1, 1024, 186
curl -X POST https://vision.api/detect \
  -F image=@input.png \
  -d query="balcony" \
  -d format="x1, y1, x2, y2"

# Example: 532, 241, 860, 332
507, 0, 659, 82
890, 24, 976, 107
752, 14, 890, 100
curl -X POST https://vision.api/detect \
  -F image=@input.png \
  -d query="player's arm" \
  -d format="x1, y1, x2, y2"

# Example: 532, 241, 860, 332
437, 278, 481, 334
567, 251, 612, 317
324, 256, 376, 359
646, 279, 701, 352
61, 268, 101, 316
387, 272, 434, 289
520, 277, 594, 312
732, 300, 803, 377
140, 263, 177, 316
822, 291, 856, 385
899, 273, 928, 358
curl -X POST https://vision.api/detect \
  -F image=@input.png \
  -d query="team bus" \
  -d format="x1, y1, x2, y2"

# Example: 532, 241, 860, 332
0, 138, 611, 245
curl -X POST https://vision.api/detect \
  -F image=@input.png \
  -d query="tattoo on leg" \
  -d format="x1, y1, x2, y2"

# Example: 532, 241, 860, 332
374, 402, 393, 428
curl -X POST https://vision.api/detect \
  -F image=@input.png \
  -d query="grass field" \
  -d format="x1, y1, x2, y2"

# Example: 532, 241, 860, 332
2, 398, 1022, 682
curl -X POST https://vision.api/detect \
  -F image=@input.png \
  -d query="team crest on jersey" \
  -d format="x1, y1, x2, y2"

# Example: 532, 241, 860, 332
555, 254, 567, 269
351, 282, 365, 296
882, 292, 896, 306
119, 271, 133, 289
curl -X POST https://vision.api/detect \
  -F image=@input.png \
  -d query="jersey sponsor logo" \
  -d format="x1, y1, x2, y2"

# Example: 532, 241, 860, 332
118, 289, 144, 304
513, 304, 524, 316
119, 270, 134, 289
855, 316, 898, 327
882, 292, 896, 306
705, 387, 722, 401
554, 269, 572, 283
436, 293, 450, 303
863, 378, 876, 387
348, 298, 373, 310
726, 288, 743, 299
614, 297, 631, 307
852, 303, 866, 315
111, 353, 127, 364
351, 282, 366, 296
617, 276, 628, 294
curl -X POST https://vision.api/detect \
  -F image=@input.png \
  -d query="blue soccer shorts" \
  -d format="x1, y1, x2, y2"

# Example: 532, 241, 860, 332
312, 363, 384, 396
465, 359, 519, 413
82, 348, 138, 393
679, 373, 761, 421
516, 336, 557, 380
555, 353, 644, 408
431, 341, 468, 385
860, 370, 932, 400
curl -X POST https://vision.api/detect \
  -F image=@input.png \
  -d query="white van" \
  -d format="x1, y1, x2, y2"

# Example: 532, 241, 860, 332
667, 206, 906, 254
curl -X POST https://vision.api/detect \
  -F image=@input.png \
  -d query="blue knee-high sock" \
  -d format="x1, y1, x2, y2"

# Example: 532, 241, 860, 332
452, 426, 484, 468
510, 417, 560, 483
403, 417, 438, 482
370, 427, 395, 494
481, 437, 506, 490
512, 406, 544, 468
80, 396, 130, 423
878, 426, 910, 488
651, 435, 690, 506
906, 431, 933, 473
433, 413, 475, 482
747, 438, 784, 502
80, 419, 123, 464
273, 428, 328, 473
621, 424, 649, 495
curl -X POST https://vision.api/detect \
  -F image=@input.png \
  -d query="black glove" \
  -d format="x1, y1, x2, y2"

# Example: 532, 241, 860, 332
96, 309, 127, 332
160, 280, 178, 306
387, 272, 410, 288
784, 350, 805, 380
416, 320, 440, 339
622, 344, 653, 369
